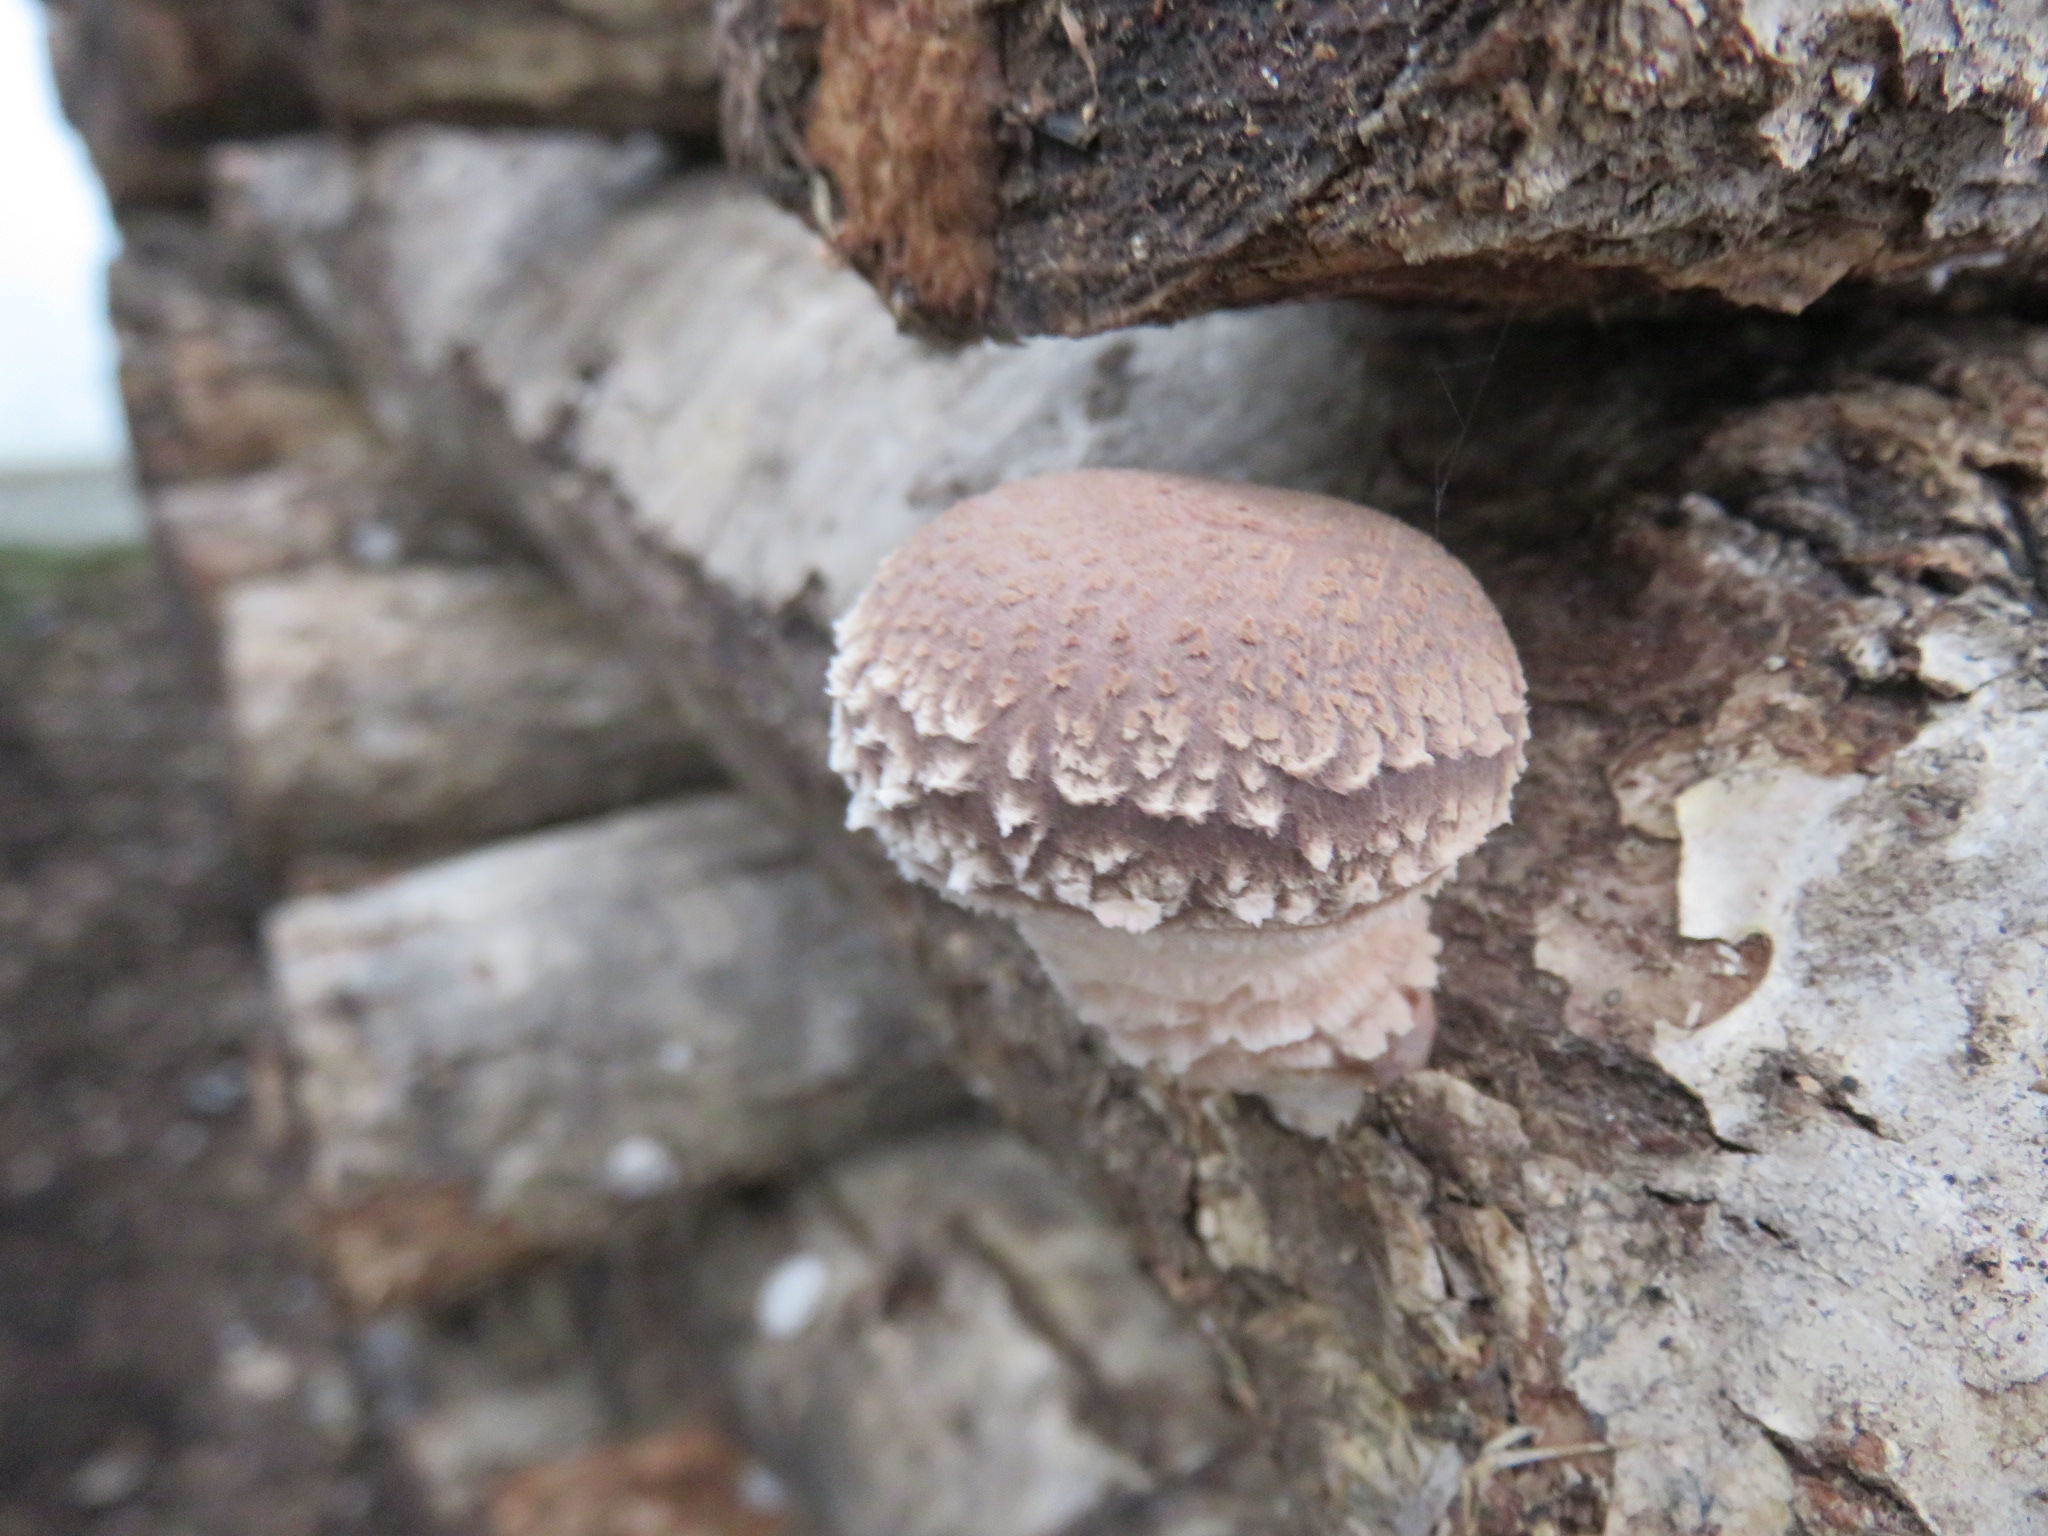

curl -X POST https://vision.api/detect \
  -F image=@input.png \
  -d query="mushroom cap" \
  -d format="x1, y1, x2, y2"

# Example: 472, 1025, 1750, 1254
828, 470, 1528, 932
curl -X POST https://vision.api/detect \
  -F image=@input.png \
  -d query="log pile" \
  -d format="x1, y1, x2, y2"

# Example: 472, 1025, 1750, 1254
54, 2, 2048, 1533
90, 61, 1257, 1536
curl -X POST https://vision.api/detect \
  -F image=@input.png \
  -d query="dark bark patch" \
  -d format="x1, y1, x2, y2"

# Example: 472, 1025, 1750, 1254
1755, 1417, 1939, 1536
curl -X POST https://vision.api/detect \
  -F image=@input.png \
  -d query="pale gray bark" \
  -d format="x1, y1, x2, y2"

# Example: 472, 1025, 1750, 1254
223, 566, 717, 863
352, 1121, 1258, 1535
110, 206, 711, 864
147, 452, 503, 619
151, 458, 412, 613
265, 794, 963, 1311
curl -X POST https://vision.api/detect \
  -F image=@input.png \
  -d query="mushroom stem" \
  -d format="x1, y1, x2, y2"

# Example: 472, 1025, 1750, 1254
1011, 889, 1444, 1135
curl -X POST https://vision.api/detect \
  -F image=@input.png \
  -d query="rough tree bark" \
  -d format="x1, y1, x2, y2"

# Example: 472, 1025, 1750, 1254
718, 0, 2048, 340
217, 129, 2048, 1533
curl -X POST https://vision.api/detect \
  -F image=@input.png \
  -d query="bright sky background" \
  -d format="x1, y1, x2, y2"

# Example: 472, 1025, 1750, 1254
0, 0, 128, 472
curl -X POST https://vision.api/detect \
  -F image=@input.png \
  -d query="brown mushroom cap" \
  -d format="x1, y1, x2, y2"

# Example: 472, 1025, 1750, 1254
829, 470, 1527, 933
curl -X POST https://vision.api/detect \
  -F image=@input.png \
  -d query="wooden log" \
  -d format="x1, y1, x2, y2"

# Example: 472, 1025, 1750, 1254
205, 132, 1397, 619
209, 131, 674, 505
43, 0, 714, 211
355, 1268, 781, 1533
357, 1122, 1252, 1533
110, 214, 370, 486
317, 0, 718, 137
113, 213, 532, 633
691, 1125, 1259, 1536
222, 565, 718, 863
150, 458, 397, 611
717, 0, 2048, 339
147, 452, 506, 619
266, 794, 963, 1310
43, 0, 318, 206
223, 130, 2048, 1531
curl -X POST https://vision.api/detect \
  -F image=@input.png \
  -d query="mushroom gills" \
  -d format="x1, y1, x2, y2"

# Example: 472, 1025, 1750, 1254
1011, 888, 1442, 1136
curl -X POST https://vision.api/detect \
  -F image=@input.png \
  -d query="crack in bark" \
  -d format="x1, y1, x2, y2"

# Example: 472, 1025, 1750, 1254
1751, 1418, 1939, 1536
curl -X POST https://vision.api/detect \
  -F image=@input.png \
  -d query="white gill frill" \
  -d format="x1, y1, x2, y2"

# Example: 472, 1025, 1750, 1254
1011, 887, 1444, 1136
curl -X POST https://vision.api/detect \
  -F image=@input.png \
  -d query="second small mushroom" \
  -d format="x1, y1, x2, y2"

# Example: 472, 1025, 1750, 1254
829, 470, 1528, 1134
